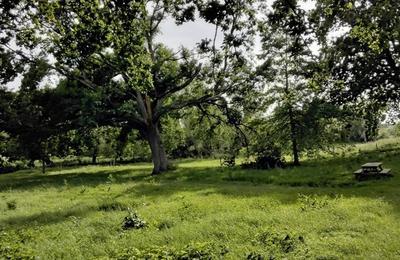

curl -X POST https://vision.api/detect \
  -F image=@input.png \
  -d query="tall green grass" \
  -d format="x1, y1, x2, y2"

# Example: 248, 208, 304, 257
1, 138, 400, 259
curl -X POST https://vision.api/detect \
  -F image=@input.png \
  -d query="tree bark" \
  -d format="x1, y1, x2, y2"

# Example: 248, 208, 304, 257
284, 51, 300, 167
41, 157, 46, 174
288, 106, 300, 166
91, 149, 97, 164
146, 123, 168, 175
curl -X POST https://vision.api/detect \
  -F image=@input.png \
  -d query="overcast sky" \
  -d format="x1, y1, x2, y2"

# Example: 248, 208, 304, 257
157, 18, 219, 51
7, 1, 319, 90
157, 0, 316, 51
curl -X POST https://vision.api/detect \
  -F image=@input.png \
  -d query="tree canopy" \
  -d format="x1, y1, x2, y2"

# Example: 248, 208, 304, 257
1, 0, 399, 174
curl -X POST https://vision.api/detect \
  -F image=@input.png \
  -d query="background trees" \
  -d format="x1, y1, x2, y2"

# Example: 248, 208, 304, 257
255, 0, 345, 165
311, 0, 400, 116
0, 0, 399, 174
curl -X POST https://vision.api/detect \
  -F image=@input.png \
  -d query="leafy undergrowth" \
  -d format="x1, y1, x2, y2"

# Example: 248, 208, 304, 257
1, 139, 400, 259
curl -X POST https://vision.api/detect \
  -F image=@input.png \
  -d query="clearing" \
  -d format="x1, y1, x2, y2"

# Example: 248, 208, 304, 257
1, 139, 400, 259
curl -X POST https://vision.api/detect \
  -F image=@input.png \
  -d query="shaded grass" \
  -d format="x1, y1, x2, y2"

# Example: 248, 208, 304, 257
1, 138, 400, 259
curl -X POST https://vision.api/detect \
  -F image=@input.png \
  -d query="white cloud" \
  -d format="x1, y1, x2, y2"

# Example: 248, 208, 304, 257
157, 17, 222, 51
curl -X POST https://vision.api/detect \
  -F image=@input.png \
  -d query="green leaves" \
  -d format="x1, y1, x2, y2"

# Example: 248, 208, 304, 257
313, 0, 400, 103
350, 24, 382, 53
31, 0, 151, 91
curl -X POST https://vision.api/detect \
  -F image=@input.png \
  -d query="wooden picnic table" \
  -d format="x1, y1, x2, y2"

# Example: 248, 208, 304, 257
354, 162, 392, 181
361, 162, 383, 172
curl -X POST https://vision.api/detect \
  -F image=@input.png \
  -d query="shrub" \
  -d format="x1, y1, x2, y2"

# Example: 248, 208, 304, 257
242, 143, 284, 169
252, 229, 307, 258
6, 200, 17, 210
298, 194, 329, 211
0, 155, 21, 174
122, 210, 147, 230
220, 155, 236, 167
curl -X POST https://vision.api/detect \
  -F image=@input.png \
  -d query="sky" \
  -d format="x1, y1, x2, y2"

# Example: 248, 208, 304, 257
6, 0, 319, 90
157, 0, 317, 51
157, 18, 219, 51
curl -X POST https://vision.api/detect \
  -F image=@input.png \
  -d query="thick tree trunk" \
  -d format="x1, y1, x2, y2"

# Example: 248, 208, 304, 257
146, 123, 168, 175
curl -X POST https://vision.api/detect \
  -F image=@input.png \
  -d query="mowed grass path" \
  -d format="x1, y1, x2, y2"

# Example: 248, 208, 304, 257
1, 139, 400, 259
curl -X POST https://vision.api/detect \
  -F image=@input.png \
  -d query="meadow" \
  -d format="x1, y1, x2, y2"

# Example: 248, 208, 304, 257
1, 138, 400, 259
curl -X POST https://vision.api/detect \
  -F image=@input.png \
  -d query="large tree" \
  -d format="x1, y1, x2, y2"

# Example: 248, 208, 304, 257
1, 0, 257, 174
257, 0, 314, 165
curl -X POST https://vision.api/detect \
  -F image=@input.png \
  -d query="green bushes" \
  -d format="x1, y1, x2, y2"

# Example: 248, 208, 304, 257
251, 229, 308, 258
298, 194, 330, 211
6, 200, 17, 210
0, 155, 25, 174
242, 143, 285, 169
122, 210, 147, 230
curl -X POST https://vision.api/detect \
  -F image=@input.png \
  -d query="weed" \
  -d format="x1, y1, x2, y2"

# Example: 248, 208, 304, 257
107, 174, 116, 183
6, 200, 16, 210
122, 209, 147, 230
298, 194, 330, 211
79, 185, 86, 194
177, 201, 202, 221
253, 229, 307, 257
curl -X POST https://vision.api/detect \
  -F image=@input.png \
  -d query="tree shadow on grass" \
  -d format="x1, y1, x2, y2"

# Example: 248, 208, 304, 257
121, 174, 400, 219
1, 146, 400, 227
117, 148, 400, 216
0, 167, 152, 192
0, 204, 94, 227
2, 143, 397, 193
2, 175, 399, 229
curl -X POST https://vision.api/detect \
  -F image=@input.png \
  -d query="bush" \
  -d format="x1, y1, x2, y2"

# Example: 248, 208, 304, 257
0, 155, 22, 174
122, 210, 147, 230
242, 143, 284, 169
220, 155, 236, 167
252, 229, 307, 258
6, 200, 17, 210
298, 194, 329, 211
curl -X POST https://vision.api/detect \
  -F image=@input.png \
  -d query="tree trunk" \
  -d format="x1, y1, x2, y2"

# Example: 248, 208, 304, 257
288, 106, 300, 166
92, 150, 97, 164
284, 51, 300, 167
42, 158, 46, 174
146, 123, 168, 175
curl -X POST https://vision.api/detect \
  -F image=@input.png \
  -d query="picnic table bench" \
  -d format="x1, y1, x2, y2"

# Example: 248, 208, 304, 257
354, 162, 393, 181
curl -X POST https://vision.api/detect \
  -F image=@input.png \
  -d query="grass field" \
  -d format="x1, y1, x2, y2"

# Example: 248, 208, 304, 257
1, 138, 400, 259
